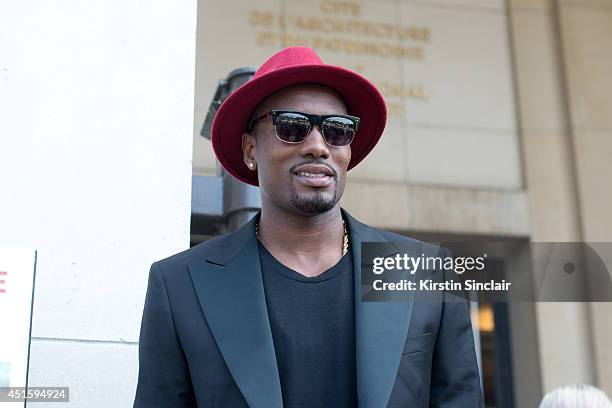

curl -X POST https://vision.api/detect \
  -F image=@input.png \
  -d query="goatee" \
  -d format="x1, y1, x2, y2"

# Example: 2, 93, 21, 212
290, 185, 338, 214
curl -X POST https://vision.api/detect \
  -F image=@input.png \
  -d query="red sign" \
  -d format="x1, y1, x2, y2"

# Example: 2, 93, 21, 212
0, 271, 6, 294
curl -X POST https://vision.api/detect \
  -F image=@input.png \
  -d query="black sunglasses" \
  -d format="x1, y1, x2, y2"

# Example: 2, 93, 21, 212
247, 110, 360, 146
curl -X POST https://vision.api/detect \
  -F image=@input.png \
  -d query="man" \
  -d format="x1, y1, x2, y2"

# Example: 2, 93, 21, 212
134, 46, 483, 407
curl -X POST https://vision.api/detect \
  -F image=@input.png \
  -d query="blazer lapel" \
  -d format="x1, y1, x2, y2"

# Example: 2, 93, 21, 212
343, 209, 417, 408
187, 214, 283, 408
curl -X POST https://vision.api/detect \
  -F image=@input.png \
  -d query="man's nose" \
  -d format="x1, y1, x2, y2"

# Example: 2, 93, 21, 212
298, 125, 330, 159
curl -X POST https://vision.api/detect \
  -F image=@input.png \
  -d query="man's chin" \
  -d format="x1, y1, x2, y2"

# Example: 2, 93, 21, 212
290, 192, 337, 214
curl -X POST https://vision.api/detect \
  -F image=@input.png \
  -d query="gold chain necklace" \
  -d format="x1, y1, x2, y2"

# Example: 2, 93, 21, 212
255, 220, 349, 256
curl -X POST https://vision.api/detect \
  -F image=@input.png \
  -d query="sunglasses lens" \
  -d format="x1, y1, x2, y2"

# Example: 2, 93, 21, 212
321, 117, 356, 146
275, 113, 311, 143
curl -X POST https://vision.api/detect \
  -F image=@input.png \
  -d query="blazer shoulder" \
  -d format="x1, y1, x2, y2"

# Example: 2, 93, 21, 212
152, 233, 227, 274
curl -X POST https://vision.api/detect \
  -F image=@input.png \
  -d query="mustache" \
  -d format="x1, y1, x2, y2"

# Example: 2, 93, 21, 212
289, 160, 338, 178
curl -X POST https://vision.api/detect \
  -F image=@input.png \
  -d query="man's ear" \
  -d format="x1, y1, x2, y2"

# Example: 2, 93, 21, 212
242, 132, 257, 170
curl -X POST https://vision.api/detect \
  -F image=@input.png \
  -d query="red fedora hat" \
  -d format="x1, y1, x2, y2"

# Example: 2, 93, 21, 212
211, 46, 387, 186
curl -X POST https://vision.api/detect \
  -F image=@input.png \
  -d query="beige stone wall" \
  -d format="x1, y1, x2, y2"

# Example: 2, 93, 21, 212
557, 0, 612, 395
509, 0, 612, 397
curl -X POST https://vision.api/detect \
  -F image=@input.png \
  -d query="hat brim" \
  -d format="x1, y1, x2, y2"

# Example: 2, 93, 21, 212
211, 64, 387, 186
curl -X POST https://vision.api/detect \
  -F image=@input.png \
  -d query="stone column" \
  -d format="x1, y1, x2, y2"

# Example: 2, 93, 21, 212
509, 0, 596, 398
557, 0, 612, 394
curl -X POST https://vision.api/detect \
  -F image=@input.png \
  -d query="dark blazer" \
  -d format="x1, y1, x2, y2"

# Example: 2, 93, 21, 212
134, 209, 483, 408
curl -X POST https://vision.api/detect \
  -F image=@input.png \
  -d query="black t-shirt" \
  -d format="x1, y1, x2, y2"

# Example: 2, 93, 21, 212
258, 241, 357, 408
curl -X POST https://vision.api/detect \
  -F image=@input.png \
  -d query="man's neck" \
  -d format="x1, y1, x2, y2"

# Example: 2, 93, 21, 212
257, 205, 347, 277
